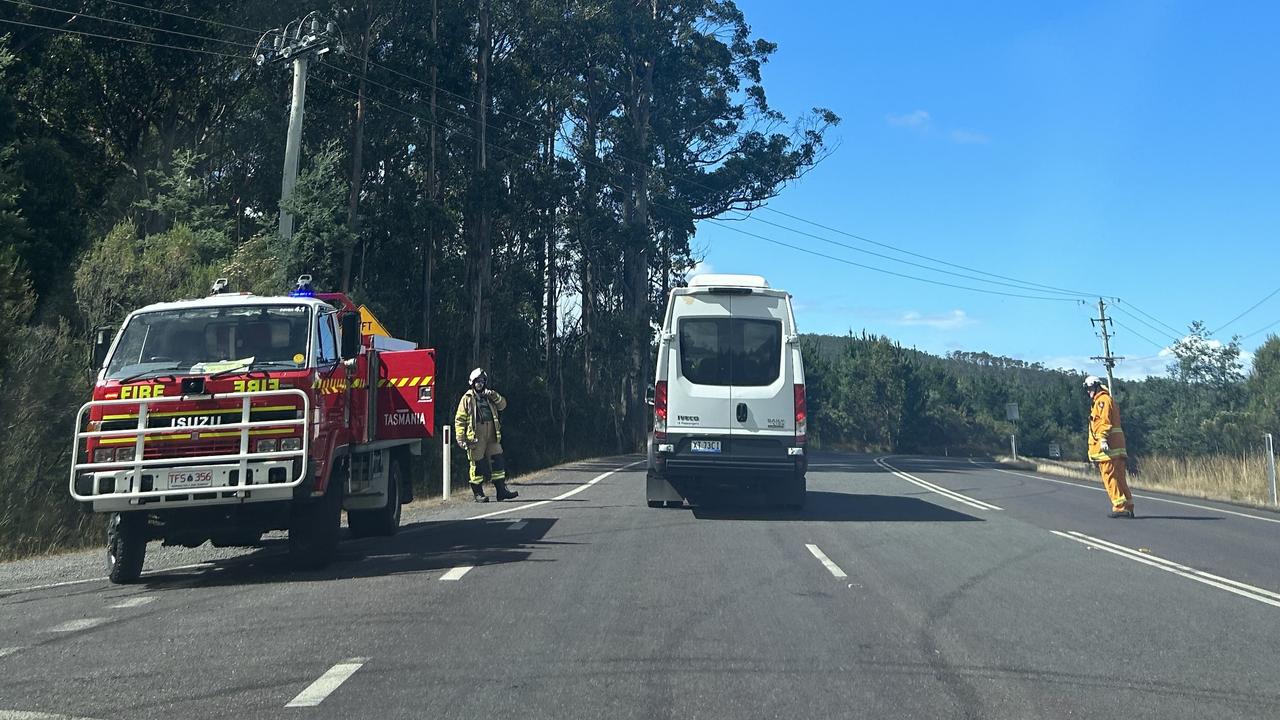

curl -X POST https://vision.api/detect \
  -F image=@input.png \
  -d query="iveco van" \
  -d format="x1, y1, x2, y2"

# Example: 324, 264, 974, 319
646, 274, 806, 507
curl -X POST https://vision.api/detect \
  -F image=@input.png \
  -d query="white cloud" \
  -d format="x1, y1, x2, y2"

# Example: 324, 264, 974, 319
688, 259, 715, 278
886, 110, 931, 129
948, 129, 990, 145
895, 309, 975, 331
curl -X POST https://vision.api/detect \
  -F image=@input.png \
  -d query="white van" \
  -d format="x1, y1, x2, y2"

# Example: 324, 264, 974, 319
646, 274, 807, 508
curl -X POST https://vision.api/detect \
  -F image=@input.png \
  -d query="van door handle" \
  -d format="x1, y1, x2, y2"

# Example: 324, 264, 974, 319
736, 403, 748, 422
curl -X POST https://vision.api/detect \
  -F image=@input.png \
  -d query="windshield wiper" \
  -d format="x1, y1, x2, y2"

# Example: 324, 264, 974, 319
117, 364, 183, 384
209, 360, 301, 380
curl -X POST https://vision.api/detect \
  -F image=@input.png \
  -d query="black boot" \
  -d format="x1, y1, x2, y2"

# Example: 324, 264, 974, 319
494, 479, 519, 501
471, 484, 489, 503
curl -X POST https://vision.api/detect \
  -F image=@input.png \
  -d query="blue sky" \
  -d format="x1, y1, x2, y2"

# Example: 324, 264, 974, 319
693, 1, 1280, 378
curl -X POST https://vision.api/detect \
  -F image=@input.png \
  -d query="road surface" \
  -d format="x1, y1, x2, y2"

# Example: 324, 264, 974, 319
2, 452, 1279, 719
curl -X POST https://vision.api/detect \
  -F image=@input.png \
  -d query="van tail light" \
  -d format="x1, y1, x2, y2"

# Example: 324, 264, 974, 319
794, 384, 807, 446
654, 381, 668, 441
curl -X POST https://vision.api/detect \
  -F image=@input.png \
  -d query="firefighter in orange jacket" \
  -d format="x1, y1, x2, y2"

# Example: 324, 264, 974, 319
455, 368, 518, 503
1084, 376, 1134, 518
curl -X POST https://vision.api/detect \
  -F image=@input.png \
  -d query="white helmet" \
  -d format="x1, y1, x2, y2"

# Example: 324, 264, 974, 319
1083, 375, 1104, 390
469, 368, 487, 384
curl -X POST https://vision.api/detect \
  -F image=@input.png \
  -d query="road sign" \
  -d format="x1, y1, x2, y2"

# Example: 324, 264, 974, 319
1006, 403, 1020, 422
1048, 443, 1062, 459
359, 305, 390, 337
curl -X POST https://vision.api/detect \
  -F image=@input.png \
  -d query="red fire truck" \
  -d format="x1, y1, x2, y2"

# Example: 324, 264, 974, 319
70, 276, 435, 583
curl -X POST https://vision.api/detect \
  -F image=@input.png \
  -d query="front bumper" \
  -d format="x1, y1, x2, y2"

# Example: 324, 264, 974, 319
80, 460, 300, 512
654, 435, 806, 477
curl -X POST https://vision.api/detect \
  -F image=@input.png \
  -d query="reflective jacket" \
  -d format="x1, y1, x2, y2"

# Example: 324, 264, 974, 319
455, 388, 507, 444
1088, 388, 1127, 462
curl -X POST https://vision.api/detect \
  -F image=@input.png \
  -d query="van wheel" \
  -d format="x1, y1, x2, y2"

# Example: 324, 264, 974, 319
107, 512, 147, 584
349, 459, 403, 538
289, 479, 343, 570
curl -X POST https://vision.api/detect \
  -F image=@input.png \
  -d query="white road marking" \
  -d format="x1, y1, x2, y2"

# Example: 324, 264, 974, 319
805, 544, 848, 578
0, 561, 214, 596
470, 459, 645, 521
439, 566, 473, 581
0, 712, 106, 719
47, 617, 108, 633
109, 596, 155, 609
989, 465, 1280, 525
507, 520, 527, 531
1052, 530, 1280, 609
0, 646, 23, 658
285, 658, 368, 708
875, 457, 1002, 511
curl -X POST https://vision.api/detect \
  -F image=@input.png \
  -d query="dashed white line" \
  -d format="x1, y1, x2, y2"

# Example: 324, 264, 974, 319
991, 465, 1280, 524
285, 658, 367, 708
109, 596, 155, 609
875, 457, 1002, 511
805, 544, 848, 579
439, 566, 473, 581
1052, 530, 1280, 609
0, 646, 22, 659
47, 618, 108, 633
507, 520, 527, 531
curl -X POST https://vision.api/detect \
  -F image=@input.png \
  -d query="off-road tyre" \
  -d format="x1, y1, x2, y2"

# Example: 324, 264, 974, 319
107, 512, 148, 584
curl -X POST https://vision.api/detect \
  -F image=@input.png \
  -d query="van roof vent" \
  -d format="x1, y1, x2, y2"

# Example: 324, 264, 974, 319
687, 274, 769, 289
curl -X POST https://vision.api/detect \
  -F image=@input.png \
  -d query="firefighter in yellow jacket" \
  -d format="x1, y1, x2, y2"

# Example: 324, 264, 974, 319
455, 368, 518, 503
1084, 376, 1134, 518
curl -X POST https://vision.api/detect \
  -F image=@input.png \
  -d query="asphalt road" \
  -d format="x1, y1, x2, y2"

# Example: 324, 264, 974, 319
3, 452, 1280, 719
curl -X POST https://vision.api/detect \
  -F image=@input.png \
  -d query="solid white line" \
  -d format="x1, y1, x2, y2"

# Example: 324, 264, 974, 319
507, 520, 527, 531
47, 617, 108, 633
109, 596, 155, 609
285, 658, 367, 708
1052, 530, 1280, 609
875, 457, 1002, 511
805, 544, 848, 578
0, 646, 22, 658
0, 561, 214, 596
991, 466, 1280, 524
439, 566, 473, 581
469, 459, 645, 520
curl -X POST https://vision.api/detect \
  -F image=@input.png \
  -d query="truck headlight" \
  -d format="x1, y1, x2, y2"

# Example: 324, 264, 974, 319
93, 448, 114, 463
256, 439, 280, 453
116, 446, 136, 462
280, 437, 302, 452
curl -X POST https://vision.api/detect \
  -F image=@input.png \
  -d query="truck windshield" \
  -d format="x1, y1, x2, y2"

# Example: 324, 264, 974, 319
104, 304, 312, 381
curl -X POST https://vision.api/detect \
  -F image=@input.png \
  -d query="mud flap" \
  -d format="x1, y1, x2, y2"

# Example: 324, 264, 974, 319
646, 470, 683, 503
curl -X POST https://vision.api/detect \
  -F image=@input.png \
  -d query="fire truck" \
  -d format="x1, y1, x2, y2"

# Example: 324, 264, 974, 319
70, 276, 435, 583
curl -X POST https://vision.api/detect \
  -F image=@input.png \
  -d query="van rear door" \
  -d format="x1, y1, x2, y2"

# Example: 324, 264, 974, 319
669, 294, 734, 444
727, 294, 792, 440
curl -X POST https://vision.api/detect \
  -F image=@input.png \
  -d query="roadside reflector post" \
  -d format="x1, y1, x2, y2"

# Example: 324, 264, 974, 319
1010, 434, 1018, 460
442, 425, 452, 500
1265, 433, 1277, 506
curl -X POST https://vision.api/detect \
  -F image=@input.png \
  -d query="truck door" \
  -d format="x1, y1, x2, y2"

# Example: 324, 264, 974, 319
726, 294, 791, 441
669, 294, 735, 442
313, 311, 346, 478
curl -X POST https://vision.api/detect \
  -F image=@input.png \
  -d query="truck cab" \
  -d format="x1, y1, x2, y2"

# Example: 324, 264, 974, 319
71, 277, 435, 582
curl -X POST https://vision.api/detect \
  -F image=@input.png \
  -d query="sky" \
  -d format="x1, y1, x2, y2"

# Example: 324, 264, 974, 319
692, 0, 1280, 379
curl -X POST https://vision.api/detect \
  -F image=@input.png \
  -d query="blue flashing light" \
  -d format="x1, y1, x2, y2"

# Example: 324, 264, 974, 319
290, 274, 315, 297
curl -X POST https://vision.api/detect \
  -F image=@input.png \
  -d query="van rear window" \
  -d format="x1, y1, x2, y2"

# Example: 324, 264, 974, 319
678, 318, 781, 387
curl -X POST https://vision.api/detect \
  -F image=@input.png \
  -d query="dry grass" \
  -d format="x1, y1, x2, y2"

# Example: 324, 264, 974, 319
998, 454, 1280, 509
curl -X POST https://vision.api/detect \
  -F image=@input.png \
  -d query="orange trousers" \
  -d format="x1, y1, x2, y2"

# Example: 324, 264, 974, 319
1097, 458, 1134, 512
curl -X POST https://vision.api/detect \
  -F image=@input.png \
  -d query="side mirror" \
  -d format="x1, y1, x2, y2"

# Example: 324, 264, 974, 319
645, 384, 656, 406
92, 326, 115, 369
340, 312, 362, 360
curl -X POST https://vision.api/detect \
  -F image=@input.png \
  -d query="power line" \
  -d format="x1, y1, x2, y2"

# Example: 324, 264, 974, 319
1109, 303, 1181, 343
3, 0, 256, 48
1242, 318, 1280, 341
0, 16, 240, 57
1113, 319, 1166, 351
337, 49, 1104, 302
100, 0, 263, 35
1211, 283, 1280, 336
1113, 298, 1184, 338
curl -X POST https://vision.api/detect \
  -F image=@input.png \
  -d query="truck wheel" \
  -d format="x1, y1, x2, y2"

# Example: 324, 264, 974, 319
289, 478, 343, 570
349, 459, 403, 538
107, 512, 147, 584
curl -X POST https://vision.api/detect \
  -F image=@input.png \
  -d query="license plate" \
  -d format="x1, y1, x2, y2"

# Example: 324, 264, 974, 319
168, 470, 213, 489
690, 440, 721, 454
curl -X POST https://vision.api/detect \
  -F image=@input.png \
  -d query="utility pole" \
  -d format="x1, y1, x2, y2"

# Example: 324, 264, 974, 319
1091, 298, 1123, 396
253, 14, 342, 243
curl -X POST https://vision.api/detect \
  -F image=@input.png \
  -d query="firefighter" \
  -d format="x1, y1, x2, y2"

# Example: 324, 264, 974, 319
1084, 376, 1134, 518
455, 368, 518, 503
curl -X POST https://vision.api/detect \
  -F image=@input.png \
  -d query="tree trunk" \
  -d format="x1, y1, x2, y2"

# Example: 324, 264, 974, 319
469, 0, 492, 368
421, 0, 439, 347
342, 8, 373, 293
